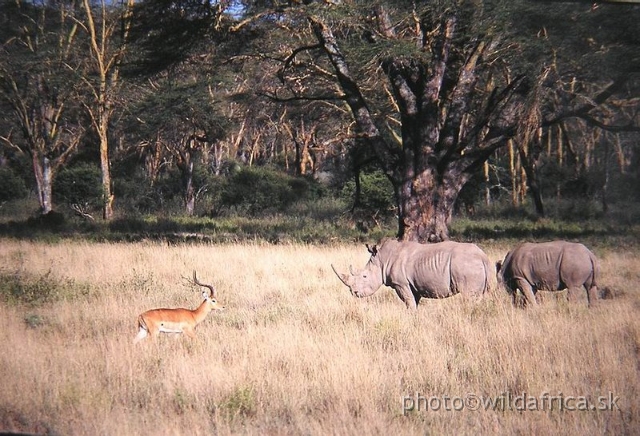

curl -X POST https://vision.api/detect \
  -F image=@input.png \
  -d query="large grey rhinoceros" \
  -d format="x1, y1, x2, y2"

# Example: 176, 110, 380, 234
496, 241, 600, 307
331, 238, 492, 309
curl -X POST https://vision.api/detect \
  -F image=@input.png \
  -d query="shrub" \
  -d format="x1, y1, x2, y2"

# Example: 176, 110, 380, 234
219, 167, 316, 215
53, 163, 103, 208
0, 270, 89, 306
25, 210, 67, 232
340, 170, 395, 216
219, 386, 256, 419
0, 167, 28, 202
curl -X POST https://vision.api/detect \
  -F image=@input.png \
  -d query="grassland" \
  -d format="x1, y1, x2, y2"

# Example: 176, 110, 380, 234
0, 239, 638, 435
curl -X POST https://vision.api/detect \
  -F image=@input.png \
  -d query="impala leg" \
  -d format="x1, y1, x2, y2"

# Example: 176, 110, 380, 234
184, 326, 197, 339
148, 325, 160, 341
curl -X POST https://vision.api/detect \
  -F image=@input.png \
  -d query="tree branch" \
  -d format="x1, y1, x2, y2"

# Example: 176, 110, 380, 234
307, 16, 400, 176
544, 77, 633, 130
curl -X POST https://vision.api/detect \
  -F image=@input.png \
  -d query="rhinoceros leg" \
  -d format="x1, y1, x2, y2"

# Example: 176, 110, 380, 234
394, 286, 417, 310
566, 287, 582, 303
586, 284, 599, 307
514, 278, 537, 307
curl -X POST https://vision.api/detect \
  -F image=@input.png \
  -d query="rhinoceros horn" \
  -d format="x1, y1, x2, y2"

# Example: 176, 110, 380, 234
331, 264, 352, 287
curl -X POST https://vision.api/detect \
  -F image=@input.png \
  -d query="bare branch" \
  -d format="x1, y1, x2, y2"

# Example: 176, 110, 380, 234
71, 203, 95, 221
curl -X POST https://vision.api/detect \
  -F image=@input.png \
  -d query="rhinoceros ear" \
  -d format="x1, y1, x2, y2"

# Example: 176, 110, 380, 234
366, 244, 378, 256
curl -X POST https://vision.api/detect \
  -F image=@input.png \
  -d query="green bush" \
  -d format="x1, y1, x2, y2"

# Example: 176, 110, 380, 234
0, 167, 28, 202
219, 167, 317, 215
53, 163, 103, 208
341, 170, 395, 216
0, 270, 89, 306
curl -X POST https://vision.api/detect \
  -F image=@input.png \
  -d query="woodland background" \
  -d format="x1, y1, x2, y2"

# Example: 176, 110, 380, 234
0, 0, 639, 242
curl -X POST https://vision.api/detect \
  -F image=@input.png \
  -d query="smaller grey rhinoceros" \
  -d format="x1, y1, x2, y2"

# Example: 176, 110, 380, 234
331, 238, 492, 309
496, 241, 600, 307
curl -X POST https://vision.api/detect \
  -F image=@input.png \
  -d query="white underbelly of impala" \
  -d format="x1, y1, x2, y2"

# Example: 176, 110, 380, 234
158, 323, 183, 333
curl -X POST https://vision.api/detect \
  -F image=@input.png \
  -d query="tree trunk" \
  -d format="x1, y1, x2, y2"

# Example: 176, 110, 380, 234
99, 131, 114, 220
396, 166, 468, 242
82, 0, 135, 220
184, 160, 195, 216
602, 138, 610, 214
508, 140, 519, 206
518, 145, 545, 217
33, 154, 53, 214
484, 161, 491, 206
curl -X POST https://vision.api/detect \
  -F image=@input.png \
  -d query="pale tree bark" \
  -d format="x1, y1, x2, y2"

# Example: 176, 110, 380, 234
283, 118, 317, 176
79, 0, 135, 220
176, 136, 200, 217
518, 141, 545, 217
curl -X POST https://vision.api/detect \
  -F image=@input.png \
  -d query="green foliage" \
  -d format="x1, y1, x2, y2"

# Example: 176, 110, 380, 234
341, 170, 395, 216
112, 168, 163, 215
507, 0, 640, 78
0, 167, 28, 202
0, 197, 38, 223
219, 167, 319, 215
0, 270, 89, 307
53, 163, 103, 208
219, 386, 256, 419
27, 210, 66, 230
197, 173, 227, 217
24, 313, 46, 329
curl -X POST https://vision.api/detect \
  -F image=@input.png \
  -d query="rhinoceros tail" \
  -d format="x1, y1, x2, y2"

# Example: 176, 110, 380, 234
481, 255, 494, 295
588, 250, 600, 289
586, 250, 601, 306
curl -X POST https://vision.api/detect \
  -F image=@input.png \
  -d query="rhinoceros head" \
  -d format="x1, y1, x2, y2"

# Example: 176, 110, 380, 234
331, 244, 384, 298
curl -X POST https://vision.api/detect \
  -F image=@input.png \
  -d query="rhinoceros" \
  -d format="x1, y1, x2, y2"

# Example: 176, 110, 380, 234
496, 241, 600, 307
331, 238, 492, 309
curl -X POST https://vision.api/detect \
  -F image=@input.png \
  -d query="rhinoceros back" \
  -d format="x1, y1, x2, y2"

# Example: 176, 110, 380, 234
382, 240, 490, 298
501, 241, 598, 292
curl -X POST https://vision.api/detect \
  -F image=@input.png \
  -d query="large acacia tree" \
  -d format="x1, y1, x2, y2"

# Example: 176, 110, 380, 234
266, 1, 529, 241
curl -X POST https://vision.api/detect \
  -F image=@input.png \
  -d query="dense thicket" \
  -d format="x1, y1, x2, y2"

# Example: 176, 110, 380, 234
0, 0, 638, 237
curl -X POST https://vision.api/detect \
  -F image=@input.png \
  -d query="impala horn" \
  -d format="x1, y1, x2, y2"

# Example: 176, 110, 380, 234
193, 270, 217, 299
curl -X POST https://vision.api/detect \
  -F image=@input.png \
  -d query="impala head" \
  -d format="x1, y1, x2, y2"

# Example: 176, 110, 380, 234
331, 244, 384, 298
194, 271, 225, 311
202, 293, 226, 311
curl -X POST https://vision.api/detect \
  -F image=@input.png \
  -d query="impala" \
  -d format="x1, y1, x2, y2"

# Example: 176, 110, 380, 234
133, 271, 224, 343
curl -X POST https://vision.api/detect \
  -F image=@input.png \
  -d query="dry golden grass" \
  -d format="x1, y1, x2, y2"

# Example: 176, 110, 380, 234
0, 239, 638, 435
